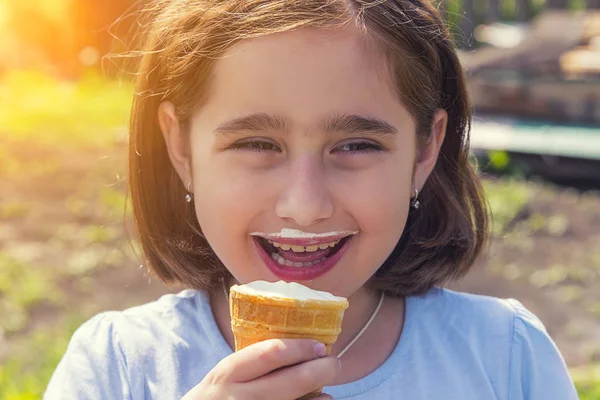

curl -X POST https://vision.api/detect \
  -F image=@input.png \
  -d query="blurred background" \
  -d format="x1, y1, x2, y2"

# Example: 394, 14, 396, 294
0, 0, 599, 398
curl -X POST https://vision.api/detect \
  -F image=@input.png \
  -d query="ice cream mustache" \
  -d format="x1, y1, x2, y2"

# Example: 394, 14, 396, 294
250, 228, 358, 240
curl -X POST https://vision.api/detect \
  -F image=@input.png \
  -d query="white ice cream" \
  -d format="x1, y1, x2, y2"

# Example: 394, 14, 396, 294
231, 280, 347, 302
249, 228, 358, 239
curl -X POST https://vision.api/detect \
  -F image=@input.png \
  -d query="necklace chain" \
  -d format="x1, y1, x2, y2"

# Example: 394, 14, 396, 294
222, 283, 385, 359
336, 291, 384, 358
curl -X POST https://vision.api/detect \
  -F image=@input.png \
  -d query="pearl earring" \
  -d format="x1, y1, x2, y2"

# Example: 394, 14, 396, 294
411, 188, 420, 209
185, 181, 193, 203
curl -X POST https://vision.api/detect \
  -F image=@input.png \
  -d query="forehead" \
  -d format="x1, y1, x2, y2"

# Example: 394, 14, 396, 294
196, 26, 412, 129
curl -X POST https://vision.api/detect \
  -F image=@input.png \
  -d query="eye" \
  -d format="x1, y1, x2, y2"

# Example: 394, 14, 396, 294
332, 141, 383, 154
229, 139, 281, 153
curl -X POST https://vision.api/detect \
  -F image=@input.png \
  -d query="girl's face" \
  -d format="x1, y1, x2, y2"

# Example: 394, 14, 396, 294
161, 26, 446, 297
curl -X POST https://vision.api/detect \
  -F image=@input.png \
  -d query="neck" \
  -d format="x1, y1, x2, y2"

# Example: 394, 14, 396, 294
330, 286, 381, 356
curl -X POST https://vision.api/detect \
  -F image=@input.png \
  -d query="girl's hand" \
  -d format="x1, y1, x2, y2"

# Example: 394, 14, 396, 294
182, 338, 340, 400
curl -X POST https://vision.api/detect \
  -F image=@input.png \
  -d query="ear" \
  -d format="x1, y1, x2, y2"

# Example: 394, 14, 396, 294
412, 109, 447, 192
158, 101, 192, 188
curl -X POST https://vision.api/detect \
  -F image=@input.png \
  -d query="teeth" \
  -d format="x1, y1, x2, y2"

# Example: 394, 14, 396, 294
270, 253, 327, 268
289, 245, 305, 253
317, 240, 339, 250
271, 239, 340, 252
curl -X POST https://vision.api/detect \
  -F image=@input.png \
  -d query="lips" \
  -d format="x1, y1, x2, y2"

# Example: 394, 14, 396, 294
251, 231, 356, 281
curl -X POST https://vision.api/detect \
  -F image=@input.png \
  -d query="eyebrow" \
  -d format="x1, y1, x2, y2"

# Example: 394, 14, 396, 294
213, 112, 398, 137
321, 113, 398, 136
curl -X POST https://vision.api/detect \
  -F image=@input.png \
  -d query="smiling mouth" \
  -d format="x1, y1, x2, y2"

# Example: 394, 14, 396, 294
254, 236, 352, 268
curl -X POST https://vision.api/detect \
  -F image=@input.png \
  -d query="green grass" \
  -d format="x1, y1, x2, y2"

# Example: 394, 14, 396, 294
0, 69, 132, 181
573, 364, 600, 400
0, 70, 133, 397
0, 316, 84, 400
0, 69, 132, 147
483, 178, 531, 236
0, 254, 62, 333
99, 186, 130, 217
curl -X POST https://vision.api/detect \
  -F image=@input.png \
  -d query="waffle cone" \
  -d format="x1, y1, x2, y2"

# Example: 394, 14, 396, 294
229, 288, 349, 399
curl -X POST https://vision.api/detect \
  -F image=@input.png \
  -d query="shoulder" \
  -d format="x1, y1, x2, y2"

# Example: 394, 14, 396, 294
82, 289, 210, 351
44, 310, 134, 398
56, 288, 215, 369
502, 296, 578, 399
414, 288, 559, 353
72, 289, 199, 334
120, 287, 202, 319
418, 288, 564, 345
113, 288, 203, 331
415, 287, 525, 333
45, 289, 216, 398
410, 288, 577, 399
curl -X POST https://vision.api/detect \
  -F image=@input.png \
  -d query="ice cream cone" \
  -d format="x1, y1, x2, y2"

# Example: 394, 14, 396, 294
229, 281, 349, 399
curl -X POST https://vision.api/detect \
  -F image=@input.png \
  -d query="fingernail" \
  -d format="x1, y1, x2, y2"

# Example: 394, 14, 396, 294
336, 357, 342, 370
314, 342, 328, 357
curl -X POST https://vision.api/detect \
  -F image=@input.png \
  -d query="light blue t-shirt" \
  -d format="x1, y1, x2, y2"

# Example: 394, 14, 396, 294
44, 287, 578, 399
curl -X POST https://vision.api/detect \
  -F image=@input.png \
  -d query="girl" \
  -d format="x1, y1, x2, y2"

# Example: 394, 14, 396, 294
45, 0, 578, 399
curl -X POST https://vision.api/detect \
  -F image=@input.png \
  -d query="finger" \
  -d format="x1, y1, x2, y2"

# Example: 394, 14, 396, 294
218, 338, 328, 382
247, 356, 340, 400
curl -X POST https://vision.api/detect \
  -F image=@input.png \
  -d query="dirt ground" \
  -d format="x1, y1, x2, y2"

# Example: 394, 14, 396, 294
1, 143, 599, 368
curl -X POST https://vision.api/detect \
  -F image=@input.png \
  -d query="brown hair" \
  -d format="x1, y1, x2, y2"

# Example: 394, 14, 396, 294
128, 0, 490, 296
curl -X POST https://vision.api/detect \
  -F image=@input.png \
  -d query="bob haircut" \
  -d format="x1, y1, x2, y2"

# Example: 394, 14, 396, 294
128, 0, 490, 296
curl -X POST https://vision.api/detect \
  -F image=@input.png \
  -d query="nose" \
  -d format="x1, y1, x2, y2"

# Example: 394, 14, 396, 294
274, 155, 334, 227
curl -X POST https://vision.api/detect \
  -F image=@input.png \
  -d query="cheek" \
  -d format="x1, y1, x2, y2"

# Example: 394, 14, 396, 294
191, 178, 258, 273
190, 156, 274, 250
193, 172, 259, 229
333, 163, 412, 231
349, 187, 409, 244
344, 176, 410, 267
